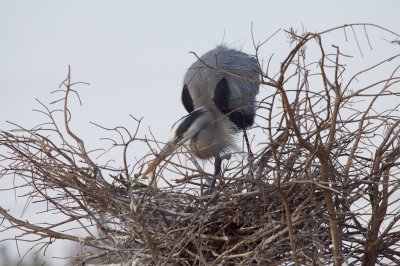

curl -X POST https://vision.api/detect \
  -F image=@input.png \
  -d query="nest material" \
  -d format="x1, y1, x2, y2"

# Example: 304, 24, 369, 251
2, 24, 400, 266
126, 182, 330, 265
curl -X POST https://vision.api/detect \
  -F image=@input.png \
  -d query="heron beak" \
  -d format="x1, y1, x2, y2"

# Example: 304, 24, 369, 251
141, 142, 177, 178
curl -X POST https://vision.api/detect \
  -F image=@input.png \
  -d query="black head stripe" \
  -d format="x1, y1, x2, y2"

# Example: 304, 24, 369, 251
175, 109, 205, 138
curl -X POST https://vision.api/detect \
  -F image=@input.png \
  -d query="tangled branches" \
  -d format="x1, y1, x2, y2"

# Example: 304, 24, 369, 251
1, 23, 400, 265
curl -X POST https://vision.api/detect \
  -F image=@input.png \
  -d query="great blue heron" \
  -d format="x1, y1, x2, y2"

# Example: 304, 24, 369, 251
142, 45, 260, 188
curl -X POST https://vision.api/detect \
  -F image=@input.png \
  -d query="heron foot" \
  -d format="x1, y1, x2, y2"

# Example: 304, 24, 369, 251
202, 176, 218, 195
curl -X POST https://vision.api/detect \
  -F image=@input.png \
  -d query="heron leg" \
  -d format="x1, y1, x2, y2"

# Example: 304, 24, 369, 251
211, 156, 222, 188
243, 129, 256, 181
243, 129, 253, 159
203, 156, 221, 195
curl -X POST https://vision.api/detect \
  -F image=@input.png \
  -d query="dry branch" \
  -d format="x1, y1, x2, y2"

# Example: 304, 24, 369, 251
1, 23, 400, 265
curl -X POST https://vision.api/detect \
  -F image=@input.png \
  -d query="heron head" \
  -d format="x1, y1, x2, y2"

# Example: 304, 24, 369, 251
142, 107, 211, 177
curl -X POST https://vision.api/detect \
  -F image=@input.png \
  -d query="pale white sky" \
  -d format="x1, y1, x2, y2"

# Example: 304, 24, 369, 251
0, 0, 399, 264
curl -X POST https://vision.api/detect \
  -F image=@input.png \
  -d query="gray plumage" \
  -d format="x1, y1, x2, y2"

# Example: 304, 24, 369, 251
183, 45, 260, 122
180, 45, 260, 159
142, 46, 260, 184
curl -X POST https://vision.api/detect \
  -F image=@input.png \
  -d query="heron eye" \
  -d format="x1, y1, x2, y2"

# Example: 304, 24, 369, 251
192, 133, 199, 142
175, 134, 183, 142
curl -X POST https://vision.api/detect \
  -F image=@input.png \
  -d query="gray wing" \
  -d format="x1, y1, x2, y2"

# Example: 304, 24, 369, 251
183, 45, 260, 128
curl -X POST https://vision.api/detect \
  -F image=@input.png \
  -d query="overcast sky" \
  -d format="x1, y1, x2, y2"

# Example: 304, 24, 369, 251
1, 0, 399, 264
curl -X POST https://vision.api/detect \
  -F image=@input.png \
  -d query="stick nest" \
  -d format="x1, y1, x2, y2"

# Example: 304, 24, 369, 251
2, 24, 400, 265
